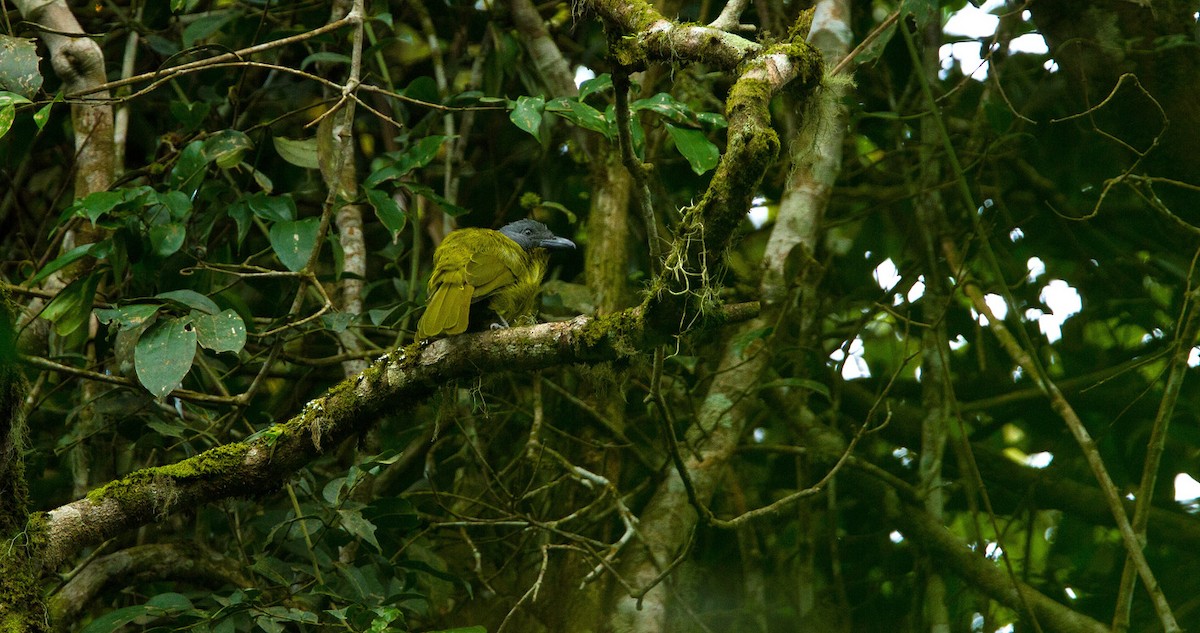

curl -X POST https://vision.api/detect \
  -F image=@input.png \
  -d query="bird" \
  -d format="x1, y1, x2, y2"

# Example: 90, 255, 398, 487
416, 218, 575, 340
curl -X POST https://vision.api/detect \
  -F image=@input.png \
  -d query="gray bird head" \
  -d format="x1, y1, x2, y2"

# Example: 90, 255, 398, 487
499, 219, 576, 251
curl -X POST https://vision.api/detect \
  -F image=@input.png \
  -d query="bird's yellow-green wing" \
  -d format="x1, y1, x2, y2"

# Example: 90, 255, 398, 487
417, 229, 527, 339
417, 279, 473, 338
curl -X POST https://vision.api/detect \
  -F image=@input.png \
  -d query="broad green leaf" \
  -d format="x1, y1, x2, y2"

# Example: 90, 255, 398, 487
321, 312, 354, 333
157, 190, 193, 220
134, 316, 198, 399
0, 104, 14, 140
399, 182, 468, 216
146, 592, 194, 611
270, 217, 320, 272
299, 51, 351, 70
246, 193, 296, 222
169, 100, 210, 131
0, 37, 44, 98
852, 19, 898, 66
27, 240, 109, 285
697, 112, 728, 129
146, 418, 186, 439
80, 605, 151, 633
150, 222, 186, 256
365, 188, 406, 239
0, 91, 31, 108
95, 304, 160, 328
631, 92, 695, 124
42, 274, 99, 337
168, 140, 207, 193
72, 187, 153, 225
227, 202, 252, 244
665, 123, 719, 175
548, 98, 612, 138
183, 11, 234, 48
192, 308, 246, 354
509, 95, 544, 141
338, 509, 382, 552
204, 129, 253, 169
156, 289, 220, 315
273, 136, 320, 169
578, 73, 612, 101
364, 135, 449, 188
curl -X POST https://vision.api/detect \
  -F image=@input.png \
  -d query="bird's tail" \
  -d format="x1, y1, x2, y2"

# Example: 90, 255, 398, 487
417, 282, 474, 340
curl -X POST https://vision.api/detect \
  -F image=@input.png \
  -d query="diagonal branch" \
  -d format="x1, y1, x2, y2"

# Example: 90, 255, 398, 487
38, 304, 757, 570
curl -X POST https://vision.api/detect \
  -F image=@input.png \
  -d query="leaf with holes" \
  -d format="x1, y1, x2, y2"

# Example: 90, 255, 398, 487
192, 309, 246, 354
135, 316, 198, 399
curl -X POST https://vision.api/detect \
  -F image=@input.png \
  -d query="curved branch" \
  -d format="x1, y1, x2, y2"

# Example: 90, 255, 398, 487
49, 543, 253, 627
38, 304, 757, 569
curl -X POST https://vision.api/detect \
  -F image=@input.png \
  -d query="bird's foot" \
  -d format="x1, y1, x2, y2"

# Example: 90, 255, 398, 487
489, 315, 510, 330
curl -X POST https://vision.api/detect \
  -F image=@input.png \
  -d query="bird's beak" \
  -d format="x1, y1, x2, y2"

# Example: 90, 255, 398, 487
539, 236, 576, 250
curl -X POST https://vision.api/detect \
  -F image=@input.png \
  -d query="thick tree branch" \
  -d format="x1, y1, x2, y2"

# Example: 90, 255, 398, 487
38, 304, 756, 569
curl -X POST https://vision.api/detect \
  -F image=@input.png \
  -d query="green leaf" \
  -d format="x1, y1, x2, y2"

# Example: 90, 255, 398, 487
27, 241, 109, 285
146, 592, 194, 611
157, 190, 193, 220
852, 19, 897, 66
168, 140, 208, 193
365, 188, 407, 239
150, 222, 186, 256
665, 123, 719, 175
42, 274, 100, 337
399, 182, 469, 216
192, 309, 246, 354
631, 92, 696, 124
246, 193, 296, 222
169, 100, 210, 132
509, 95, 544, 141
227, 202, 251, 244
0, 37, 44, 99
134, 316, 198, 399
273, 136, 320, 169
548, 98, 612, 139
578, 73, 612, 101
156, 289, 220, 315
96, 304, 160, 328
270, 217, 320, 272
299, 51, 352, 70
72, 187, 153, 225
183, 11, 234, 48
339, 509, 382, 552
0, 104, 14, 140
204, 129, 254, 169
146, 418, 186, 439
697, 112, 728, 129
81, 605, 151, 633
364, 135, 449, 188
321, 312, 354, 333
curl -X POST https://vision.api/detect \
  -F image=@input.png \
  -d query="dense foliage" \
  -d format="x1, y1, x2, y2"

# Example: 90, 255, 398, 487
3, 0, 1200, 632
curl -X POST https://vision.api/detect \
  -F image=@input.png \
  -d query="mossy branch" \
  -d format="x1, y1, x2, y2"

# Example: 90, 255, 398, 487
38, 304, 757, 570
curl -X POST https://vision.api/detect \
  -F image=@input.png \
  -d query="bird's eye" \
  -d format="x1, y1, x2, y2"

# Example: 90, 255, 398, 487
524, 229, 533, 235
